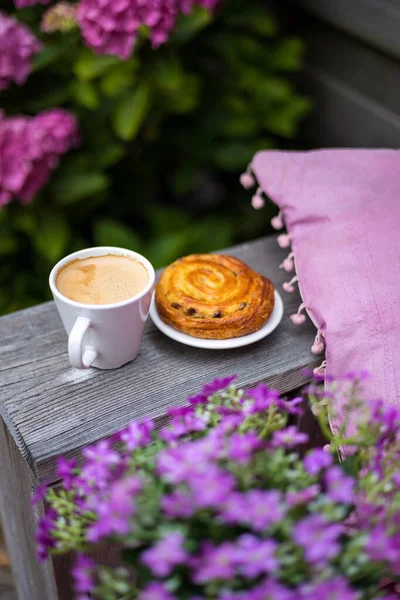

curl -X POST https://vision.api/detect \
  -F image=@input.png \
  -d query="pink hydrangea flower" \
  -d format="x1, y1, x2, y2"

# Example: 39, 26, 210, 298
14, 0, 51, 7
77, 0, 219, 58
41, 2, 78, 34
0, 11, 42, 91
0, 109, 79, 207
77, 0, 141, 60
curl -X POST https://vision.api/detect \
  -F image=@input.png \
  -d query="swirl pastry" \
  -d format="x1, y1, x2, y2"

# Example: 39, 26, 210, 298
155, 254, 275, 339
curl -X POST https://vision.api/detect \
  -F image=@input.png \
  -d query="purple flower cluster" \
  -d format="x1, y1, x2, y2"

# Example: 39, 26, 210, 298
0, 109, 79, 206
35, 374, 400, 600
293, 514, 342, 567
0, 11, 42, 91
77, 0, 220, 59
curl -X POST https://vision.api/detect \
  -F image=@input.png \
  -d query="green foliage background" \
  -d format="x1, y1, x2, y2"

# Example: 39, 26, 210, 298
0, 0, 311, 314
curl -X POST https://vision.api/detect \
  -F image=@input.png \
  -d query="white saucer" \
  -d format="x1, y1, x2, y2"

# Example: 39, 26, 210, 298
149, 290, 284, 350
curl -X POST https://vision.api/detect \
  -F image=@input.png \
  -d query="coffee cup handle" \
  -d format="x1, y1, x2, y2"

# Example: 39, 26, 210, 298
68, 316, 98, 369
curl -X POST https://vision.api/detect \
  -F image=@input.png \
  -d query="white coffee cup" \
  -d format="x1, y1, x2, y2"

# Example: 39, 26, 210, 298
49, 247, 155, 370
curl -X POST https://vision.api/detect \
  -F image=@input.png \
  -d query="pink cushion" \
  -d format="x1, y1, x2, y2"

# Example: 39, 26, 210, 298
249, 149, 400, 439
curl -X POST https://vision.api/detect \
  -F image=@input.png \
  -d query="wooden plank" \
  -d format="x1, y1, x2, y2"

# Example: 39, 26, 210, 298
301, 19, 400, 119
0, 419, 57, 600
0, 237, 320, 483
294, 0, 400, 60
300, 67, 400, 148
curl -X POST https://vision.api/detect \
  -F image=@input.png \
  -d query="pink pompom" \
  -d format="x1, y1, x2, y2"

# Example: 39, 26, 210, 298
313, 360, 327, 376
281, 257, 294, 272
240, 172, 255, 189
283, 282, 294, 293
312, 341, 325, 354
271, 212, 283, 230
290, 313, 306, 325
251, 194, 264, 210
311, 330, 325, 354
277, 233, 291, 248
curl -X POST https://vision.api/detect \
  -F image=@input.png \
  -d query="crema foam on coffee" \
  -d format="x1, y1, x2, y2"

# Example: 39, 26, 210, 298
56, 254, 149, 305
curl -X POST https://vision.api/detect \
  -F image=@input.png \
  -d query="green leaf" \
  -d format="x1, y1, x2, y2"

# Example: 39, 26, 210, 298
172, 7, 213, 44
266, 38, 306, 71
226, 7, 277, 36
33, 214, 69, 263
263, 96, 312, 137
26, 85, 71, 112
50, 173, 109, 204
93, 218, 143, 252
74, 48, 121, 81
112, 84, 150, 141
70, 80, 99, 109
95, 143, 125, 168
100, 66, 136, 97
188, 218, 234, 253
166, 74, 201, 113
0, 231, 18, 255
145, 232, 189, 268
32, 45, 65, 72
146, 206, 191, 235
213, 142, 255, 171
152, 56, 185, 93
220, 115, 259, 137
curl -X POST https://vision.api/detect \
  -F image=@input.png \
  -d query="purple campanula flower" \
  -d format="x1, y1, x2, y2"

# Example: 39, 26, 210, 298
249, 579, 295, 600
215, 412, 246, 433
0, 12, 42, 91
365, 524, 400, 564
281, 396, 304, 416
241, 489, 285, 531
293, 514, 342, 567
300, 576, 359, 600
31, 480, 49, 505
141, 531, 188, 577
286, 484, 320, 507
119, 419, 154, 451
157, 443, 212, 484
72, 554, 95, 594
325, 466, 355, 504
56, 457, 77, 490
201, 375, 237, 397
36, 509, 58, 561
271, 426, 308, 449
86, 476, 140, 542
81, 439, 121, 486
218, 491, 247, 524
161, 489, 194, 518
189, 468, 236, 509
244, 384, 280, 415
303, 448, 333, 476
227, 432, 262, 463
160, 412, 207, 442
141, 582, 177, 600
193, 542, 237, 583
236, 534, 278, 578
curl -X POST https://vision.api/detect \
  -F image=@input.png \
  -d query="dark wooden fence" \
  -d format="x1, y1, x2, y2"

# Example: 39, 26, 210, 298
280, 0, 400, 148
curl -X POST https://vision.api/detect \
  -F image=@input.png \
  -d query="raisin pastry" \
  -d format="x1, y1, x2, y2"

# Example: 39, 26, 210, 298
155, 254, 274, 339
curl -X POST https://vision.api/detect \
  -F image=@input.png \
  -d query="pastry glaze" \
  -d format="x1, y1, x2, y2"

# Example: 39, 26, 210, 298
155, 254, 274, 339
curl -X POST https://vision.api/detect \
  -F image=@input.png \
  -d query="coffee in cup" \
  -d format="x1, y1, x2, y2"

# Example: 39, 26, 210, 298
56, 254, 149, 305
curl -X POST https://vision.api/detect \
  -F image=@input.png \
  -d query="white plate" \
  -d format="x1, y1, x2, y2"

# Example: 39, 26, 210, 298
149, 290, 284, 350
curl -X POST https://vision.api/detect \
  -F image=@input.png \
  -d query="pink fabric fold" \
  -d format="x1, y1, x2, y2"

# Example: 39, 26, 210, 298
251, 149, 400, 438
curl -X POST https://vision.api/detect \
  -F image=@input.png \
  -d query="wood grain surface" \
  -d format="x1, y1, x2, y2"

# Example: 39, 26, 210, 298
0, 236, 320, 483
0, 421, 57, 600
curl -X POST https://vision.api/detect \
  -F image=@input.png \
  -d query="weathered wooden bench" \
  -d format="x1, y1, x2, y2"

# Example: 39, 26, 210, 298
0, 236, 321, 600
